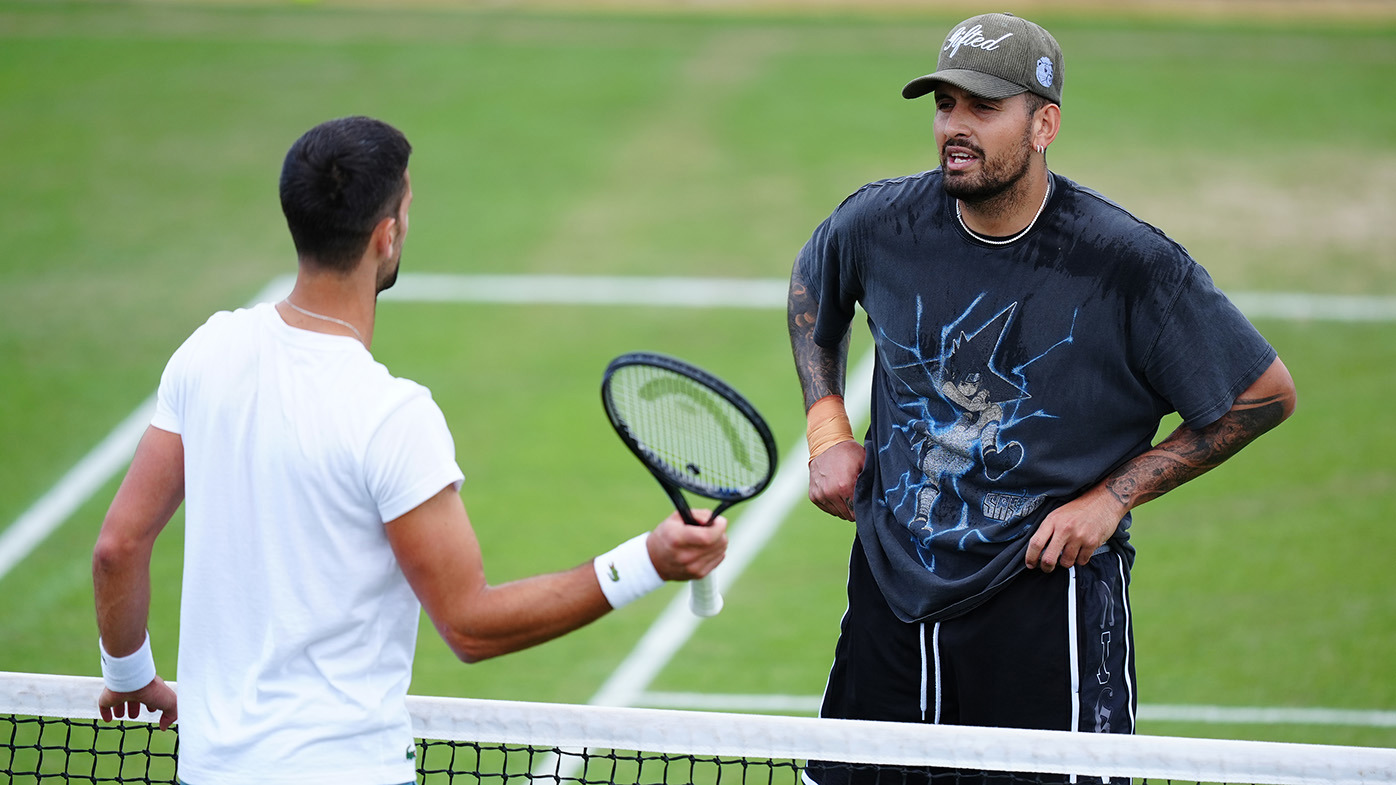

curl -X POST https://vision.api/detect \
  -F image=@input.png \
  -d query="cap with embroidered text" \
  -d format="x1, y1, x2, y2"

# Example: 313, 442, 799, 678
902, 12, 1063, 105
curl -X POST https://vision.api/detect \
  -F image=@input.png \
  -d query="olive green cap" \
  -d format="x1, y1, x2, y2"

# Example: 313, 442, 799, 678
902, 12, 1063, 105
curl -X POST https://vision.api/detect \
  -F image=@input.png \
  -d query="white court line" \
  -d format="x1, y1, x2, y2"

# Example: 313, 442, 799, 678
382, 273, 789, 309
584, 349, 876, 708
0, 399, 156, 580
378, 275, 1396, 321
634, 692, 1396, 728
638, 690, 824, 713
523, 349, 874, 780
4, 273, 1394, 727
0, 275, 290, 584
0, 273, 776, 584
1229, 291, 1396, 322
1139, 704, 1396, 728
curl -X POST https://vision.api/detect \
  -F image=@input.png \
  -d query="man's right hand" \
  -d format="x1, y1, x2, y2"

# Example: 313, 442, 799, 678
646, 510, 728, 581
808, 439, 863, 521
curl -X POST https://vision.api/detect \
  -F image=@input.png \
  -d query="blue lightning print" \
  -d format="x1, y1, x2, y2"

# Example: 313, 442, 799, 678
874, 296, 1077, 573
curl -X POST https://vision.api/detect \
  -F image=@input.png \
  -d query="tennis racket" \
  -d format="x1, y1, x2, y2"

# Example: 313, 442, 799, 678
601, 352, 777, 617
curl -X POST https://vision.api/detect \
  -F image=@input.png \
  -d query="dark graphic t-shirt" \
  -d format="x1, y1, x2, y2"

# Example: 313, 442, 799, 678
798, 170, 1276, 623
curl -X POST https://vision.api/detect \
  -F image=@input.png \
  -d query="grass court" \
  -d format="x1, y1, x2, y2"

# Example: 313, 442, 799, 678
1, 0, 1393, 751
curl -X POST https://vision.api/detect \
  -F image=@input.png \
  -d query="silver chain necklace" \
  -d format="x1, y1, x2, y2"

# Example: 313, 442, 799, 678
955, 179, 1052, 246
282, 299, 364, 344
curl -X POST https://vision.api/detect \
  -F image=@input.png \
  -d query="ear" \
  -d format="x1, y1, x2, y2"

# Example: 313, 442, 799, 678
1034, 102, 1061, 153
370, 215, 398, 259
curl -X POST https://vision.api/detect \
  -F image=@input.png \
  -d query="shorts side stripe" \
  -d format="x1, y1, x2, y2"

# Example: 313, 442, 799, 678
931, 621, 942, 724
1067, 565, 1081, 733
1117, 552, 1136, 731
1067, 565, 1081, 784
918, 622, 928, 722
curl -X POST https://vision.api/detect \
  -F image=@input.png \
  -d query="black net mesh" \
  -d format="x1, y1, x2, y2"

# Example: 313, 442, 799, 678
0, 711, 1236, 785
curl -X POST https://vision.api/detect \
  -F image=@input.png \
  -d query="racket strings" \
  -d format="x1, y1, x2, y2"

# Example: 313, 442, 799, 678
608, 367, 771, 498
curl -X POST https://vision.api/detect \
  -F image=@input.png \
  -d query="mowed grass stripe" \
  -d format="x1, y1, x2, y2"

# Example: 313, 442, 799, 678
2, 6, 1393, 748
4, 274, 1390, 586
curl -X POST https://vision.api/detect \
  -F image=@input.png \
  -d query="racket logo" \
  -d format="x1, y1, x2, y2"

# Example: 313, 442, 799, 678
638, 377, 760, 473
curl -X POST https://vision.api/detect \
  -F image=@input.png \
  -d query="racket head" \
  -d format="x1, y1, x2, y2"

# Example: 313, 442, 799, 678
601, 352, 777, 506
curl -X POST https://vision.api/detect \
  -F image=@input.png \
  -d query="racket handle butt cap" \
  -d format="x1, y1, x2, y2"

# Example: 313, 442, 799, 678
689, 576, 724, 617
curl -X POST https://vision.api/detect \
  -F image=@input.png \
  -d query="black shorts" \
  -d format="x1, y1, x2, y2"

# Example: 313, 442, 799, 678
805, 537, 1135, 785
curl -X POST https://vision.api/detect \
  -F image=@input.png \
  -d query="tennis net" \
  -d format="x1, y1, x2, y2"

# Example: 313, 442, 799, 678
3, 671, 1392, 785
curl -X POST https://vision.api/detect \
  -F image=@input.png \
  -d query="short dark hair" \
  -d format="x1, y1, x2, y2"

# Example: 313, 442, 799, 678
279, 116, 412, 272
1022, 91, 1054, 117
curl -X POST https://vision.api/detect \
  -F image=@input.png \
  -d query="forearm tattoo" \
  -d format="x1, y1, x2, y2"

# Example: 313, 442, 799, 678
788, 273, 849, 411
1104, 392, 1291, 509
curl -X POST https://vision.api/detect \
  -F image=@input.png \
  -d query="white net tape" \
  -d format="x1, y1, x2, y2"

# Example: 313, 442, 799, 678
3, 672, 1393, 785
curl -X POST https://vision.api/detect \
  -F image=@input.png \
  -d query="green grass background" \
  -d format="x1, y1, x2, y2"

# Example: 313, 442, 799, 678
1, 0, 1394, 754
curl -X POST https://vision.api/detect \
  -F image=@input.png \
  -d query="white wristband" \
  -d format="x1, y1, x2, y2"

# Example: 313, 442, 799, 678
99, 631, 157, 693
593, 533, 663, 609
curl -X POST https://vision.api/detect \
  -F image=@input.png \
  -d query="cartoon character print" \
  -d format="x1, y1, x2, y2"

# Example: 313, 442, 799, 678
879, 296, 1075, 570
910, 304, 1027, 529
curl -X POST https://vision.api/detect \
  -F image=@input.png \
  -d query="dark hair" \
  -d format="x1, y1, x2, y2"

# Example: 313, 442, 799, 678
279, 116, 412, 272
1022, 92, 1054, 117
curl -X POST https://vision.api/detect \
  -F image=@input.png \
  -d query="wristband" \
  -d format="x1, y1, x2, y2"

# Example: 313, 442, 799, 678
806, 394, 857, 461
593, 533, 663, 609
99, 631, 157, 693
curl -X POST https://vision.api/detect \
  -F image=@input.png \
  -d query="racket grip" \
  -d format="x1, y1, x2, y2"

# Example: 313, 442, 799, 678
689, 574, 724, 617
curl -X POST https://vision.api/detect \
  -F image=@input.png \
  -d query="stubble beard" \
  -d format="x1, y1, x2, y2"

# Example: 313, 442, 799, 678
941, 129, 1036, 214
376, 252, 400, 293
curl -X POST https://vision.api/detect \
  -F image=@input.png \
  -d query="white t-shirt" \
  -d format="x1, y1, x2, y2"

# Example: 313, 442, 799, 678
151, 302, 464, 785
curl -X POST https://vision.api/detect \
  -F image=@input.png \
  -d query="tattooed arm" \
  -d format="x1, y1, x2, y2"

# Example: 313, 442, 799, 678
789, 263, 864, 521
789, 265, 848, 407
1025, 357, 1297, 572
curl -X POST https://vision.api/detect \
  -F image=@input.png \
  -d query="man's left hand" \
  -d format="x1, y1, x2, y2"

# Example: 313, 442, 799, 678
99, 676, 178, 731
1024, 488, 1124, 572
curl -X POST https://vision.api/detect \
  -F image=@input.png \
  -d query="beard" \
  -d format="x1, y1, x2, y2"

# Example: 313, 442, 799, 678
376, 253, 400, 293
941, 130, 1034, 206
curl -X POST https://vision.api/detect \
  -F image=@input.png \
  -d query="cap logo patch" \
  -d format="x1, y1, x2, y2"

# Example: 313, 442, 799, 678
943, 24, 1013, 60
1036, 57, 1054, 88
